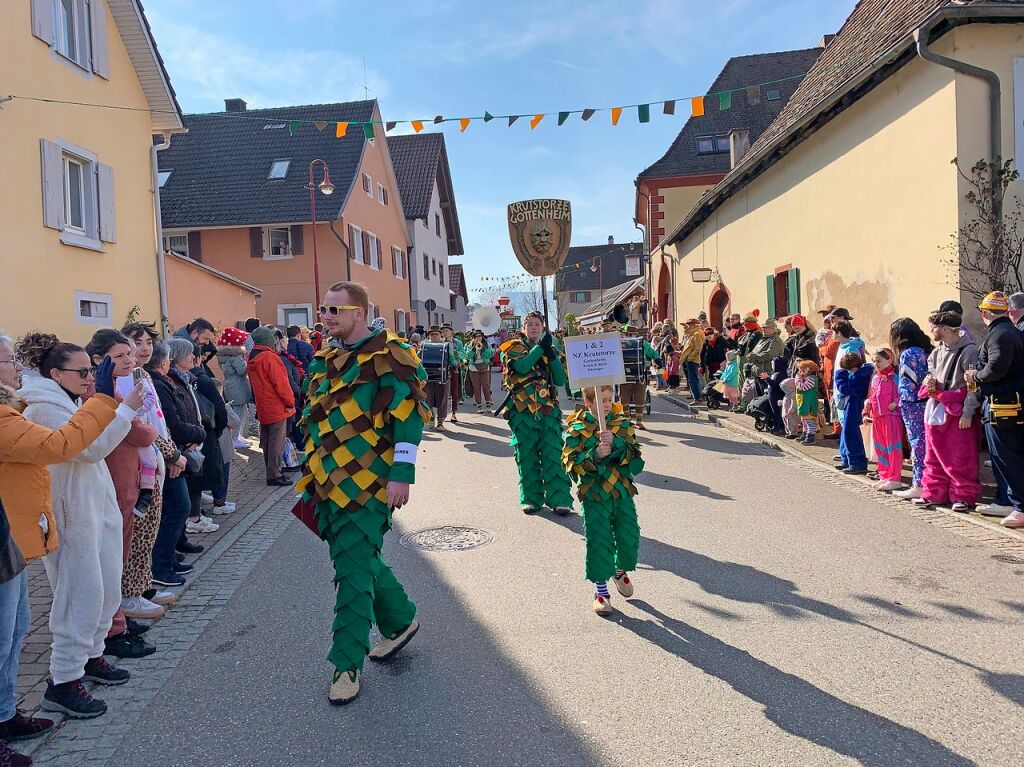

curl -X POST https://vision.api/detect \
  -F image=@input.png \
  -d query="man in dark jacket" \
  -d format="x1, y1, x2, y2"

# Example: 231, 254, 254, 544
286, 325, 315, 371
699, 327, 732, 376
783, 315, 821, 376
965, 292, 1024, 529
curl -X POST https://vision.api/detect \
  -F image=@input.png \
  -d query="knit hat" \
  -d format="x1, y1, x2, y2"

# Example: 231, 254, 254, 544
980, 291, 1009, 311
250, 326, 277, 348
218, 326, 248, 347
937, 300, 964, 315
789, 314, 807, 329
742, 313, 758, 324
763, 318, 778, 331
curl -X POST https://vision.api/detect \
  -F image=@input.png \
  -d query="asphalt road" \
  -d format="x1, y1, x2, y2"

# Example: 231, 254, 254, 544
114, 396, 1024, 767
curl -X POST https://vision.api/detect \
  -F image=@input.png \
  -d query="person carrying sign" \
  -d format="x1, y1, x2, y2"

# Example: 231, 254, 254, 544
562, 385, 645, 616
499, 312, 573, 515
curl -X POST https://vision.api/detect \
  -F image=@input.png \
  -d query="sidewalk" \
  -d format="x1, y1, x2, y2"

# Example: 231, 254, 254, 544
655, 387, 1024, 543
15, 439, 295, 729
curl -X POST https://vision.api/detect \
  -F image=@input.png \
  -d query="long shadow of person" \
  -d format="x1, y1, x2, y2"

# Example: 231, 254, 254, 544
440, 428, 513, 459
634, 471, 733, 501
616, 600, 977, 766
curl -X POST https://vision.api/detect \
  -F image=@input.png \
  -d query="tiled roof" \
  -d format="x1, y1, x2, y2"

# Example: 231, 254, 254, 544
577, 276, 646, 323
667, 0, 1024, 245
387, 133, 465, 255
554, 242, 643, 292
639, 47, 823, 180
159, 100, 375, 228
448, 263, 468, 301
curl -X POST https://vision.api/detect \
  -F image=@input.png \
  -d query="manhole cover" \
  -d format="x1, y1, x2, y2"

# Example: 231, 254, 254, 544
993, 554, 1024, 566
400, 526, 493, 552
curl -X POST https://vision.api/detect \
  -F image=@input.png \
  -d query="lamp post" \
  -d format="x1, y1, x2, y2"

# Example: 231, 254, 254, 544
305, 159, 335, 308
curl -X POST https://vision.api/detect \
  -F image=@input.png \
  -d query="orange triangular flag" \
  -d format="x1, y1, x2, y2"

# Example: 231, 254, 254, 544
611, 107, 623, 125
411, 120, 424, 133
459, 118, 471, 133
691, 96, 705, 117
335, 122, 348, 138
530, 113, 544, 130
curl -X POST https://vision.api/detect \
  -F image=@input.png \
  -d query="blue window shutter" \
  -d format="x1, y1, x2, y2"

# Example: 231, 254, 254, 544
787, 267, 801, 314
766, 275, 776, 318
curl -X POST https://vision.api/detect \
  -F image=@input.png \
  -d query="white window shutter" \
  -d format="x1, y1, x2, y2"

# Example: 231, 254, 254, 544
39, 140, 64, 230
97, 162, 116, 242
89, 0, 110, 78
30, 0, 54, 44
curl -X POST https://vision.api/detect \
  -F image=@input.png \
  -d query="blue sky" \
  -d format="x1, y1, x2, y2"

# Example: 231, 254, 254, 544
146, 0, 853, 305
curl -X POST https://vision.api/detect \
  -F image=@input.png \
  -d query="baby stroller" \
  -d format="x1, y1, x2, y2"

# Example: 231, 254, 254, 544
739, 363, 766, 412
747, 389, 775, 432
701, 371, 728, 410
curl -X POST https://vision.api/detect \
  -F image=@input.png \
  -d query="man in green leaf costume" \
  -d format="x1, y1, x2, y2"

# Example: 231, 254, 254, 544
297, 281, 432, 705
499, 312, 573, 515
562, 386, 645, 616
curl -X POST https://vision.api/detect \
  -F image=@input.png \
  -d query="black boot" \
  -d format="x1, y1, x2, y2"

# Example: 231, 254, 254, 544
41, 679, 107, 719
103, 632, 155, 660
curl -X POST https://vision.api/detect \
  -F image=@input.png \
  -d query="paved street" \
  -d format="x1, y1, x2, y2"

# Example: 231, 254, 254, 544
28, 395, 1024, 767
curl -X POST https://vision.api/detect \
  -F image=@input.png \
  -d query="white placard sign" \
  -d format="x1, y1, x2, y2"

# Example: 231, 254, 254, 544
564, 332, 627, 390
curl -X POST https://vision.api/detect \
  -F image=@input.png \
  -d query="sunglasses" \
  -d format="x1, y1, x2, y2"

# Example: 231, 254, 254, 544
57, 366, 96, 379
318, 304, 360, 317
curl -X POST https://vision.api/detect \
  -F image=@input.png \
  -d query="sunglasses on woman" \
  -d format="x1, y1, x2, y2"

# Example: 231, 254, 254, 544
57, 366, 96, 379
317, 304, 360, 317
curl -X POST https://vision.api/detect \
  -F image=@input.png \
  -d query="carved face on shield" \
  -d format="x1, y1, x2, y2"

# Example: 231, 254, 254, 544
529, 221, 553, 255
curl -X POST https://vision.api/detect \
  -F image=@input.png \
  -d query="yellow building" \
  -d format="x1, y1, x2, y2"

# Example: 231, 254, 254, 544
659, 0, 1024, 347
0, 0, 183, 342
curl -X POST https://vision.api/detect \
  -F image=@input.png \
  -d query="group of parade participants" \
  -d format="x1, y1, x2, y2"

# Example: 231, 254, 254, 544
298, 281, 654, 704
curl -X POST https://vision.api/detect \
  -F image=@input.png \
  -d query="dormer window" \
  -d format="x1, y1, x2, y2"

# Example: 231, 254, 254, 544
766, 89, 781, 101
268, 159, 291, 179
158, 170, 173, 187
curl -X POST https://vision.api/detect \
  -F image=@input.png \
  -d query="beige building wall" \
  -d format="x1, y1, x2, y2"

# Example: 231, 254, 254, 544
164, 255, 258, 333
659, 184, 714, 231
669, 46, 962, 348
0, 1, 162, 342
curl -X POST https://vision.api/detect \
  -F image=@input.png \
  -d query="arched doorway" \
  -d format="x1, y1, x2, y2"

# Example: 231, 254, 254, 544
708, 283, 730, 330
657, 261, 671, 324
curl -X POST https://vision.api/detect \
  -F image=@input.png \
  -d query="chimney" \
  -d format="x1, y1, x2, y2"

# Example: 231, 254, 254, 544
224, 98, 247, 113
819, 34, 836, 49
608, 235, 614, 245
729, 128, 751, 169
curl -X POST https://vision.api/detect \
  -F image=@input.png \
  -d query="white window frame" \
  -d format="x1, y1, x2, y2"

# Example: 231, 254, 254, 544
377, 183, 388, 205
63, 154, 87, 234
74, 289, 112, 326
368, 301, 378, 321
268, 159, 290, 179
366, 231, 380, 270
396, 310, 407, 332
362, 173, 372, 196
264, 226, 293, 260
54, 0, 78, 62
163, 233, 189, 257
351, 224, 365, 264
56, 140, 101, 250
392, 246, 406, 278
277, 304, 313, 328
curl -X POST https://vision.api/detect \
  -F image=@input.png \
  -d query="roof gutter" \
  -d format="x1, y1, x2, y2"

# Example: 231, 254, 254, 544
664, 2, 1024, 248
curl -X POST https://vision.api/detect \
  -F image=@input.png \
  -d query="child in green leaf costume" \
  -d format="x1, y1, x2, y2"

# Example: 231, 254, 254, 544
499, 312, 573, 515
297, 284, 432, 705
562, 385, 645, 616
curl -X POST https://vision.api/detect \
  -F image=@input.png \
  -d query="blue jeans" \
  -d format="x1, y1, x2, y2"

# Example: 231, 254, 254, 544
684, 362, 702, 399
0, 571, 29, 720
215, 461, 231, 503
839, 415, 867, 470
154, 475, 191, 580
985, 422, 1024, 511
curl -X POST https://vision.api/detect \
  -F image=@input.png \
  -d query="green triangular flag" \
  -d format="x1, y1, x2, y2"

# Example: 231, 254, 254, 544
362, 123, 375, 139
483, 111, 494, 123
638, 104, 650, 123
719, 91, 732, 110
557, 111, 570, 126
288, 120, 300, 136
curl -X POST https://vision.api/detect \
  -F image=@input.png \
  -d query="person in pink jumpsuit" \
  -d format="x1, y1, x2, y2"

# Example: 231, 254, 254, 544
916, 310, 982, 512
863, 349, 904, 490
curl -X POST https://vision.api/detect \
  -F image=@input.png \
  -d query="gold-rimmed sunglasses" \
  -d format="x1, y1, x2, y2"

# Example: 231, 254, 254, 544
318, 304, 360, 317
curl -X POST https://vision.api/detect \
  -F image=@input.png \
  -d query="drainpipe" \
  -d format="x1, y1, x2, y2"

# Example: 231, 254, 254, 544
151, 133, 172, 336
914, 20, 1002, 218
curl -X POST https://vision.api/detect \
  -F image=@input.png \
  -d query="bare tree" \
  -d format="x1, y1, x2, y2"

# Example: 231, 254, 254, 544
943, 158, 1024, 300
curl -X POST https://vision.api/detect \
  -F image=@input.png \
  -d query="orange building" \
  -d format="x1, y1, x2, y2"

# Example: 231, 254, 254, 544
159, 99, 414, 332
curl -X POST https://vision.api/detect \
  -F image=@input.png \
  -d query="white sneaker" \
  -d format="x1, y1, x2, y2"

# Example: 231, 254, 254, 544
211, 502, 236, 515
976, 503, 1014, 517
232, 438, 250, 450
893, 486, 922, 500
186, 516, 219, 534
120, 596, 164, 619
150, 591, 178, 606
876, 480, 905, 492
1001, 510, 1024, 528
200, 491, 214, 507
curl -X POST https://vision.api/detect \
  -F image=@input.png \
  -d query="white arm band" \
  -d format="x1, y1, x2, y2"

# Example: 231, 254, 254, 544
393, 442, 418, 464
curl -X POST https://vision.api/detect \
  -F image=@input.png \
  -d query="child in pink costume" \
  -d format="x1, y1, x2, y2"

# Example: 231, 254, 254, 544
917, 312, 982, 509
863, 349, 904, 489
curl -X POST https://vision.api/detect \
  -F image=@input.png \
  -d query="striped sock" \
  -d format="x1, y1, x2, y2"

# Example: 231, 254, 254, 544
595, 581, 610, 598
805, 420, 817, 436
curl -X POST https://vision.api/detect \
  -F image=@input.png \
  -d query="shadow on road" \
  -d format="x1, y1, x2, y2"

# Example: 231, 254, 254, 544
618, 600, 978, 767
634, 471, 732, 501
440, 428, 513, 458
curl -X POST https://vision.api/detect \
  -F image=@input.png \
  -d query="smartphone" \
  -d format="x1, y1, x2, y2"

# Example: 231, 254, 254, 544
132, 367, 144, 384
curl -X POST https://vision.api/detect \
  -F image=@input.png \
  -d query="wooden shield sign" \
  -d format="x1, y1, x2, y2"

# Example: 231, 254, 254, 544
507, 199, 572, 277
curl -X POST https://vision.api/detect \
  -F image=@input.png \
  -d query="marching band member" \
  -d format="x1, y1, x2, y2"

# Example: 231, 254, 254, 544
465, 330, 494, 413
422, 327, 449, 430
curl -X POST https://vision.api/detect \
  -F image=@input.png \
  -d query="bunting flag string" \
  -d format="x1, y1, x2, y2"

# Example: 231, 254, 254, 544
3, 71, 807, 137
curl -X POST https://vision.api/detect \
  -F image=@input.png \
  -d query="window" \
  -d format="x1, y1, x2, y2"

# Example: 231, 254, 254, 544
349, 224, 364, 264
440, 266, 445, 287
163, 234, 188, 257
435, 213, 441, 236
423, 253, 430, 279
63, 155, 85, 232
432, 259, 437, 276
696, 134, 730, 155
765, 266, 801, 318
265, 227, 292, 259
41, 139, 114, 250
54, 0, 77, 61
378, 183, 389, 205
158, 170, 172, 187
34, 0, 109, 77
278, 304, 312, 328
572, 291, 592, 304
766, 89, 781, 101
268, 159, 290, 179
715, 135, 731, 152
368, 302, 378, 320
75, 290, 112, 326
395, 309, 407, 332
366, 232, 381, 269
362, 173, 372, 195
392, 246, 406, 278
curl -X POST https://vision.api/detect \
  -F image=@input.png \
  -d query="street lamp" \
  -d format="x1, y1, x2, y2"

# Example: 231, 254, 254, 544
306, 158, 334, 310
591, 258, 604, 306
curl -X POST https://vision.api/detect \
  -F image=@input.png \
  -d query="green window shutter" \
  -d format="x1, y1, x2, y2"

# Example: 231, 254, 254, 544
787, 267, 801, 314
766, 275, 776, 318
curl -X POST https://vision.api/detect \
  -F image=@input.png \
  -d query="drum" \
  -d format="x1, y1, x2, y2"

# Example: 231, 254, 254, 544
420, 342, 450, 384
622, 338, 648, 384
